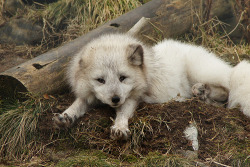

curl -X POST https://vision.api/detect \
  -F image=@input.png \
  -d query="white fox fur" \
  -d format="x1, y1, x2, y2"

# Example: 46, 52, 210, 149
53, 33, 249, 140
228, 61, 250, 117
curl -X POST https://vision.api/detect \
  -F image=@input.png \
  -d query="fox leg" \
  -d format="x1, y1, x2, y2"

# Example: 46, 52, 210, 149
53, 98, 87, 128
192, 83, 228, 106
110, 99, 138, 140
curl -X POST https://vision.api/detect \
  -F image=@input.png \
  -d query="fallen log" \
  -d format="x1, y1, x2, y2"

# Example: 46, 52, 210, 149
0, 0, 235, 98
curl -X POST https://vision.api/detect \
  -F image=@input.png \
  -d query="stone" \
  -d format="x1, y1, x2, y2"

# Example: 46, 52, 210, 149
0, 18, 43, 45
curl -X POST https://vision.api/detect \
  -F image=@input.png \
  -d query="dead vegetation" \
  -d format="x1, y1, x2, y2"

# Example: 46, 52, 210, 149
0, 94, 54, 162
0, 0, 142, 59
184, 16, 250, 65
2, 93, 248, 166
0, 0, 249, 166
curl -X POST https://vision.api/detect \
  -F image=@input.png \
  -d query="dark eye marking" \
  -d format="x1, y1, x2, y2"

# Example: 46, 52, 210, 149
96, 78, 105, 84
119, 75, 127, 82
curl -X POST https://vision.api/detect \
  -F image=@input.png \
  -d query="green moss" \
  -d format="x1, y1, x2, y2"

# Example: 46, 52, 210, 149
136, 152, 192, 167
121, 154, 138, 163
55, 150, 119, 167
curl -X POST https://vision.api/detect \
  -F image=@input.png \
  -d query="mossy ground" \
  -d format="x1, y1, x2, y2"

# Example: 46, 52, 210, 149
1, 93, 248, 166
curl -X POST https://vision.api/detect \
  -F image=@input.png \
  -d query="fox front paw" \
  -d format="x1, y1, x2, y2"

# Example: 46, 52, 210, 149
53, 113, 74, 129
110, 125, 131, 140
192, 83, 210, 100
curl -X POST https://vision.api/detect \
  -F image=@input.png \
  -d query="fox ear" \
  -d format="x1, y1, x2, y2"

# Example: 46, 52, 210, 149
78, 58, 84, 67
78, 57, 89, 69
127, 44, 144, 66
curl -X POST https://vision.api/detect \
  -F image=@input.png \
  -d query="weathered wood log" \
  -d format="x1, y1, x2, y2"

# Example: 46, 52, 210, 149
0, 0, 235, 98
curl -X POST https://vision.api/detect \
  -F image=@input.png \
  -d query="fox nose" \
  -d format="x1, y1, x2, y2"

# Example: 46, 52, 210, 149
112, 96, 120, 104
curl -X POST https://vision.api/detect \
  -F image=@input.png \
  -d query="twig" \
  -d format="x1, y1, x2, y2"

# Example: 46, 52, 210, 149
142, 34, 158, 43
234, 48, 241, 63
212, 160, 232, 167
164, 145, 172, 155
127, 17, 150, 36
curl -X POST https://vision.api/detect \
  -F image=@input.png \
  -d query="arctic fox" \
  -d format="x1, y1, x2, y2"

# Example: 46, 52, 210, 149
53, 33, 249, 140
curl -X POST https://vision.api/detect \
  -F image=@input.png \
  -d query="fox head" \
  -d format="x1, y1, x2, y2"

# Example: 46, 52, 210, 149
69, 34, 148, 107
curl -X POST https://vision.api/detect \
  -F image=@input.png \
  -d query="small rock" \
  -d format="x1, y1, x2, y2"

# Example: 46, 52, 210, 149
0, 18, 43, 45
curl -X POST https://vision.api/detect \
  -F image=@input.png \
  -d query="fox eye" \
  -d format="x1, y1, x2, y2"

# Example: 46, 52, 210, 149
119, 76, 127, 82
96, 78, 105, 84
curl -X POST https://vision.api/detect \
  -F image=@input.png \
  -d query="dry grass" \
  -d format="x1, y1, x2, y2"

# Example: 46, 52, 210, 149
184, 17, 249, 57
40, 0, 141, 47
42, 99, 249, 166
0, 0, 141, 59
0, 0, 6, 26
180, 3, 250, 65
0, 94, 55, 161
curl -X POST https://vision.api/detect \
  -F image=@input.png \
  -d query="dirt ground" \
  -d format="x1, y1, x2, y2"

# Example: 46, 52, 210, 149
37, 92, 249, 166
